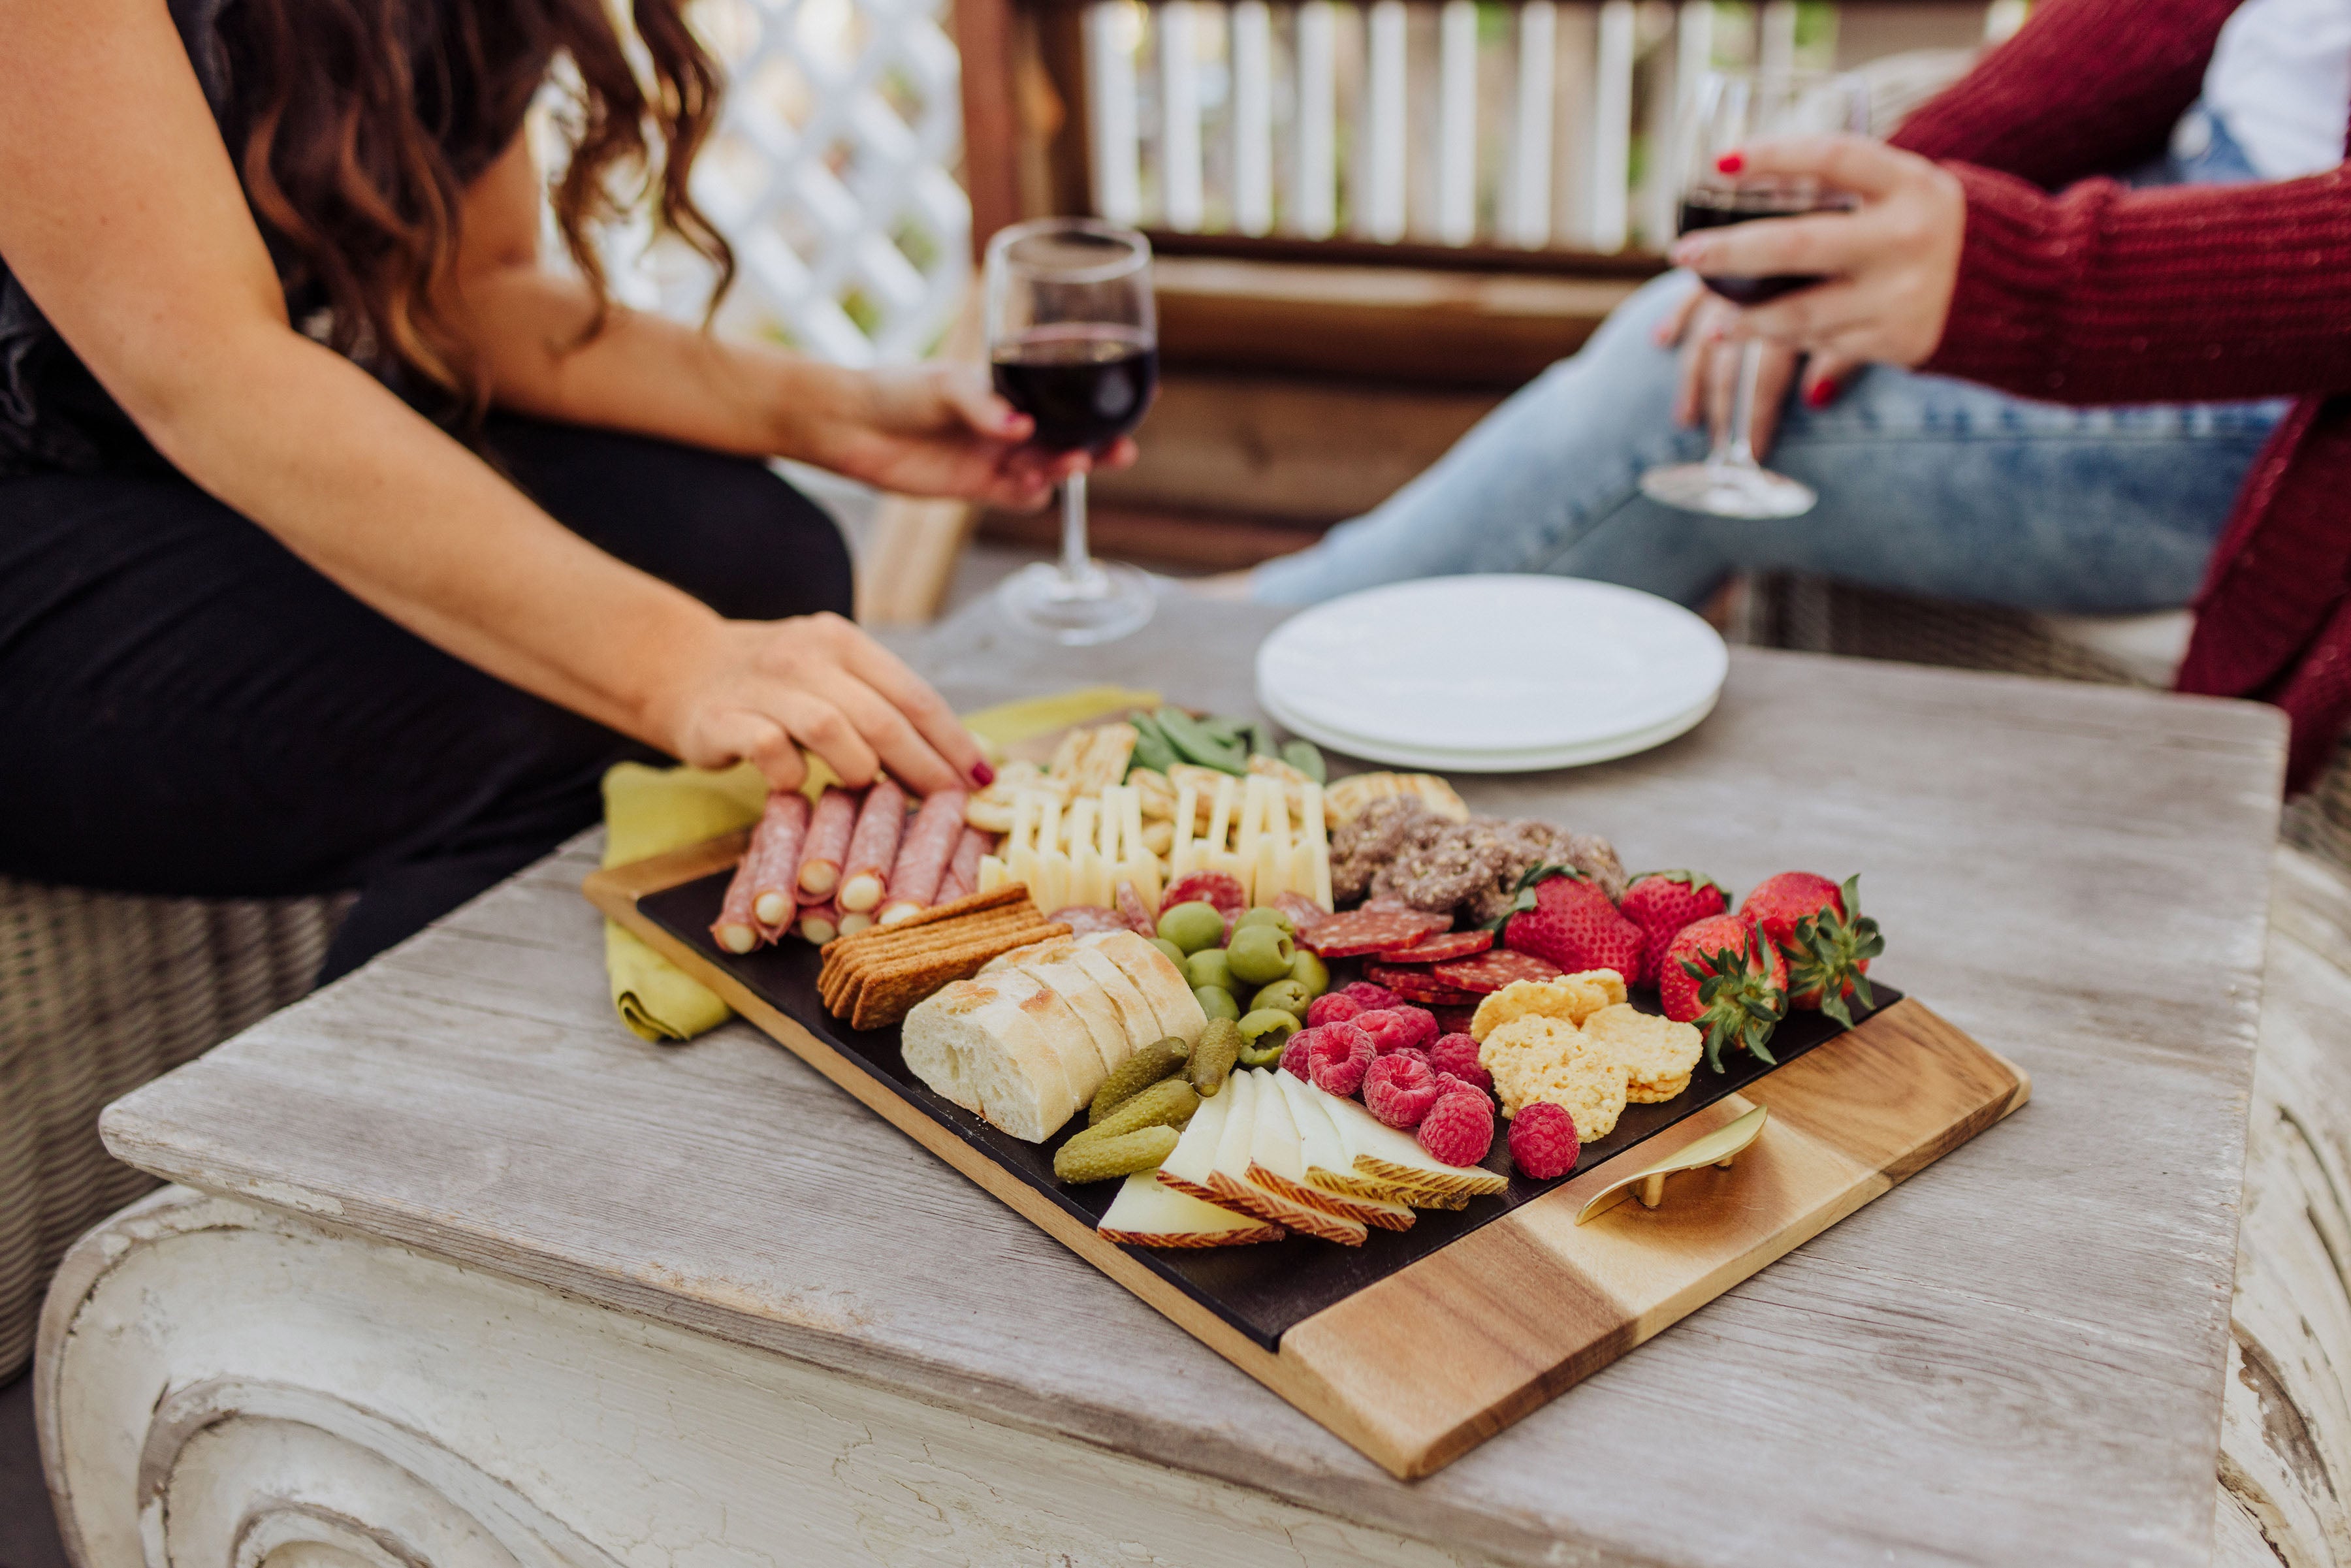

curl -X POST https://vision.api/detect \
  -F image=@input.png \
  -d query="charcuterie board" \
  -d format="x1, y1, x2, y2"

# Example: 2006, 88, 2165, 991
586, 831, 2030, 1480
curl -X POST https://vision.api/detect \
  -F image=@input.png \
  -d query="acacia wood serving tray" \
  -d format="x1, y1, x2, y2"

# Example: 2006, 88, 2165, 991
586, 832, 2029, 1479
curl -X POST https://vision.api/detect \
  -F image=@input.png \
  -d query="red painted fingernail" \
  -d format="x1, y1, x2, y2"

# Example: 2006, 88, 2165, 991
971, 761, 995, 786
1716, 152, 1744, 174
1806, 380, 1837, 408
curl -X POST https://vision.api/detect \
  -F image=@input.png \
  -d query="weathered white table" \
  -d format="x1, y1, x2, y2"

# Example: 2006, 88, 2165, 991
39, 596, 2285, 1567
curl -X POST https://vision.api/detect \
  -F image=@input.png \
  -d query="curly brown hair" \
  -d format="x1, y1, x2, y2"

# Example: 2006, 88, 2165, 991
215, 0, 733, 426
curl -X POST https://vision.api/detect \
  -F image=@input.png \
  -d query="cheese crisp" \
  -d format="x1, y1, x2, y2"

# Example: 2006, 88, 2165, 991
1477, 1016, 1629, 1140
1469, 971, 1628, 1040
1580, 1003, 1703, 1104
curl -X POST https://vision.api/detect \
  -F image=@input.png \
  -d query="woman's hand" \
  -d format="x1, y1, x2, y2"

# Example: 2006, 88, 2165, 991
647, 611, 988, 796
1666, 135, 1965, 368
1654, 282, 1863, 458
804, 361, 1140, 512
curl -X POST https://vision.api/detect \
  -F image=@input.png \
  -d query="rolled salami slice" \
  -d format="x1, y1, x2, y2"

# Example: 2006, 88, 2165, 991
796, 787, 858, 899
710, 856, 765, 955
741, 791, 813, 930
936, 825, 991, 903
836, 778, 908, 914
878, 791, 968, 924
1299, 906, 1450, 958
1373, 930, 1492, 965
1161, 869, 1246, 917
1113, 880, 1156, 937
1363, 964, 1486, 1006
798, 900, 841, 946
1047, 904, 1129, 936
1432, 948, 1567, 994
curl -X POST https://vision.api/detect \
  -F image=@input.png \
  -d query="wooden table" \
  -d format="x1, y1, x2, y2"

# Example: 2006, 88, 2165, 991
39, 595, 2284, 1568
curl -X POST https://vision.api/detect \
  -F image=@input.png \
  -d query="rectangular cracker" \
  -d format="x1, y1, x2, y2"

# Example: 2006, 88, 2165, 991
842, 921, 1074, 1029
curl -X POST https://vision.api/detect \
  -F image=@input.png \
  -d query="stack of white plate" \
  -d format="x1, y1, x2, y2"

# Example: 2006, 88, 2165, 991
1254, 577, 1729, 773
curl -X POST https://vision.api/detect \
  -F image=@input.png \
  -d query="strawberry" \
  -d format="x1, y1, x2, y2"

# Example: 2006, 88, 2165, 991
1659, 914, 1787, 1072
1499, 866, 1646, 984
1619, 871, 1730, 984
1785, 876, 1883, 1027
1740, 871, 1844, 953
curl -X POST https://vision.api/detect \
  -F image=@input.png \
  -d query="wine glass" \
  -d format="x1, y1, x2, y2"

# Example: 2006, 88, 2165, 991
985, 218, 1160, 645
1639, 69, 1870, 520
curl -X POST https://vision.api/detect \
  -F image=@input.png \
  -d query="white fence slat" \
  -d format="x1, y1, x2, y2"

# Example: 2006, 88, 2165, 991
1230, 0, 1275, 234
1505, 0, 1556, 247
1363, 0, 1409, 242
1292, 0, 1339, 237
1085, 2, 1145, 225
1588, 0, 1636, 251
1437, 0, 1479, 244
1160, 0, 1207, 229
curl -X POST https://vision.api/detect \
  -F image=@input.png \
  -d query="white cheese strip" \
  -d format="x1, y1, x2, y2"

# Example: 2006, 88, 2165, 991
1098, 1172, 1285, 1247
1170, 780, 1197, 875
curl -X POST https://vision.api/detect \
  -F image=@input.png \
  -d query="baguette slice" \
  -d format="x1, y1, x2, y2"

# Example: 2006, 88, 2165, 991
1202, 1072, 1366, 1246
1081, 930, 1209, 1047
901, 971, 1083, 1141
980, 934, 1076, 975
1021, 950, 1136, 1077
1001, 967, 1113, 1108
1098, 1172, 1285, 1247
1061, 945, 1164, 1056
1271, 1072, 1416, 1230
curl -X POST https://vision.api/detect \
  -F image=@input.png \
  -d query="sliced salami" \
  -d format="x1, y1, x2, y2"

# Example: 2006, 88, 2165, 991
1364, 965, 1485, 1006
936, 825, 991, 904
1271, 891, 1329, 933
795, 787, 858, 899
1162, 869, 1247, 916
1300, 906, 1450, 959
1373, 930, 1493, 965
1047, 904, 1127, 936
837, 778, 909, 914
1433, 948, 1567, 993
1429, 1004, 1478, 1037
1113, 880, 1157, 937
878, 791, 968, 924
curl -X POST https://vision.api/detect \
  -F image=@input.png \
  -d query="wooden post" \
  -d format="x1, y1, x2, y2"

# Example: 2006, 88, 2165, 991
955, 0, 1025, 258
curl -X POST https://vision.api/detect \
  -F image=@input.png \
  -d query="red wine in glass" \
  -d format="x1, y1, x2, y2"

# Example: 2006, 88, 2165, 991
1678, 187, 1856, 305
989, 324, 1159, 453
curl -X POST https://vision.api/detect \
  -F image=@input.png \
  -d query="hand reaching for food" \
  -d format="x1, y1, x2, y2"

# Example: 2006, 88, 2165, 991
645, 610, 987, 795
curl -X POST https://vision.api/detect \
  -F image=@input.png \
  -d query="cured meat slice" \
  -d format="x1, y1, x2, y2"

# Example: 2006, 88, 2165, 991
878, 791, 968, 924
1430, 1004, 1477, 1037
936, 825, 991, 903
837, 779, 909, 914
1271, 891, 1328, 933
1113, 880, 1157, 937
1048, 904, 1129, 936
1299, 907, 1450, 959
1364, 965, 1486, 1006
1433, 948, 1567, 994
714, 791, 812, 952
796, 787, 858, 899
1162, 869, 1247, 916
797, 901, 841, 946
1373, 930, 1493, 965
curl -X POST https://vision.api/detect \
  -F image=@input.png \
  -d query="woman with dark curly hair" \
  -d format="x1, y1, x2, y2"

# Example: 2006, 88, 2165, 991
0, 0, 1104, 978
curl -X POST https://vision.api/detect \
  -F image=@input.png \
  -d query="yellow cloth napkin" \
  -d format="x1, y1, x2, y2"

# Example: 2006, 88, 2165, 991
600, 683, 1160, 1042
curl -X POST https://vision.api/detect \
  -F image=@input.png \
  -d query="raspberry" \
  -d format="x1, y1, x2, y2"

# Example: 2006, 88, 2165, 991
1307, 1023, 1376, 1097
1353, 1008, 1420, 1055
1391, 1004, 1439, 1049
1389, 1046, 1432, 1074
1507, 1100, 1580, 1179
1434, 1071, 1482, 1101
1280, 1025, 1320, 1081
1363, 1053, 1440, 1128
1305, 992, 1364, 1030
1426, 1032, 1491, 1093
1416, 1091, 1495, 1166
1341, 980, 1400, 1010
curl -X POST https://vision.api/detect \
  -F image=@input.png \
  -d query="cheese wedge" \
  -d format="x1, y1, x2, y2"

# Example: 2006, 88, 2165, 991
1271, 1072, 1415, 1230
1202, 1072, 1366, 1246
1157, 1071, 1247, 1211
1320, 1088, 1509, 1197
1097, 1172, 1285, 1247
901, 970, 1085, 1142
1081, 930, 1209, 1047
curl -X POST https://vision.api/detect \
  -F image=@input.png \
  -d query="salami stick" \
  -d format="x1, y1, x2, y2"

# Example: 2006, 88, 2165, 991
877, 792, 968, 924
797, 901, 841, 947
795, 787, 857, 899
743, 792, 812, 930
710, 857, 765, 955
936, 825, 991, 903
836, 778, 908, 914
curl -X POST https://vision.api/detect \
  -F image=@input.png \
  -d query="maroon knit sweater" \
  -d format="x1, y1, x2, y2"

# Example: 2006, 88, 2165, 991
1884, 0, 2351, 789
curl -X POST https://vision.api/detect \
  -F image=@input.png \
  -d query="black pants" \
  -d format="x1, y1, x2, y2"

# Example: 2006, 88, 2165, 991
0, 415, 852, 983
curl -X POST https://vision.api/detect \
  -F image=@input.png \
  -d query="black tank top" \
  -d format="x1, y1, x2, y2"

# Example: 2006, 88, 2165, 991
0, 0, 539, 475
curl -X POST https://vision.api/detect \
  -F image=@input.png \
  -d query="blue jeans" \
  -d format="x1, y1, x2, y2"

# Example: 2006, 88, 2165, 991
1251, 112, 2284, 614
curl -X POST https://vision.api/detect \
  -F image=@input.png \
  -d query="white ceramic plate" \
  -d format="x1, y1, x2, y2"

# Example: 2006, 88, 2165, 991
1263, 682, 1720, 773
1255, 576, 1728, 756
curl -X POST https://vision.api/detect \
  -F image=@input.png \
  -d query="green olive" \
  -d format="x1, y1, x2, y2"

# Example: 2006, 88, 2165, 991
1236, 1008, 1301, 1066
1288, 948, 1330, 998
1193, 985, 1241, 1023
1225, 924, 1296, 986
1157, 900, 1228, 954
1184, 948, 1234, 993
1251, 978, 1313, 1019
1149, 936, 1188, 967
1234, 906, 1295, 935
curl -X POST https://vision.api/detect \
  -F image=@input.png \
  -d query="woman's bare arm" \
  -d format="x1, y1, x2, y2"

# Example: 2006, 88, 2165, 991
0, 0, 982, 794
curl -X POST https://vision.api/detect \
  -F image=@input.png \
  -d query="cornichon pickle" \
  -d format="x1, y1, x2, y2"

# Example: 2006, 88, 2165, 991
1088, 1036, 1191, 1125
1085, 1078, 1198, 1142
1053, 1124, 1180, 1183
1189, 1016, 1242, 1096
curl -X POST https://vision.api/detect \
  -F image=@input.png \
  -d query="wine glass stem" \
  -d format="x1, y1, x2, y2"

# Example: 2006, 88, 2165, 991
1059, 469, 1091, 583
1724, 339, 1765, 469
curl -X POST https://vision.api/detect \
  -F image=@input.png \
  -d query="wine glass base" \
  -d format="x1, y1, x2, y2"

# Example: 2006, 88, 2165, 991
995, 559, 1157, 645
1640, 460, 1819, 520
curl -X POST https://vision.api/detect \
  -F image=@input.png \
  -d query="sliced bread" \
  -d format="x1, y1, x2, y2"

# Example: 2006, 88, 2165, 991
1082, 930, 1209, 1046
901, 971, 1084, 1141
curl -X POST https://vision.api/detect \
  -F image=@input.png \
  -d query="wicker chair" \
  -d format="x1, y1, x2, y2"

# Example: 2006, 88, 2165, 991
0, 880, 347, 1378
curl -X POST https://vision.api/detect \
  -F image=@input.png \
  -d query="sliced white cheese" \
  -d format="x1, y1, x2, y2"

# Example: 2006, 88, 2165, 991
1320, 1087, 1509, 1197
1098, 1172, 1285, 1247
1206, 1071, 1366, 1246
1157, 1071, 1243, 1209
1273, 1072, 1416, 1230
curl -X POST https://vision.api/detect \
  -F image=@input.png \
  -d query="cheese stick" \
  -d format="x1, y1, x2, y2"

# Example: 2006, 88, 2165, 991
837, 778, 909, 914
797, 901, 841, 946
